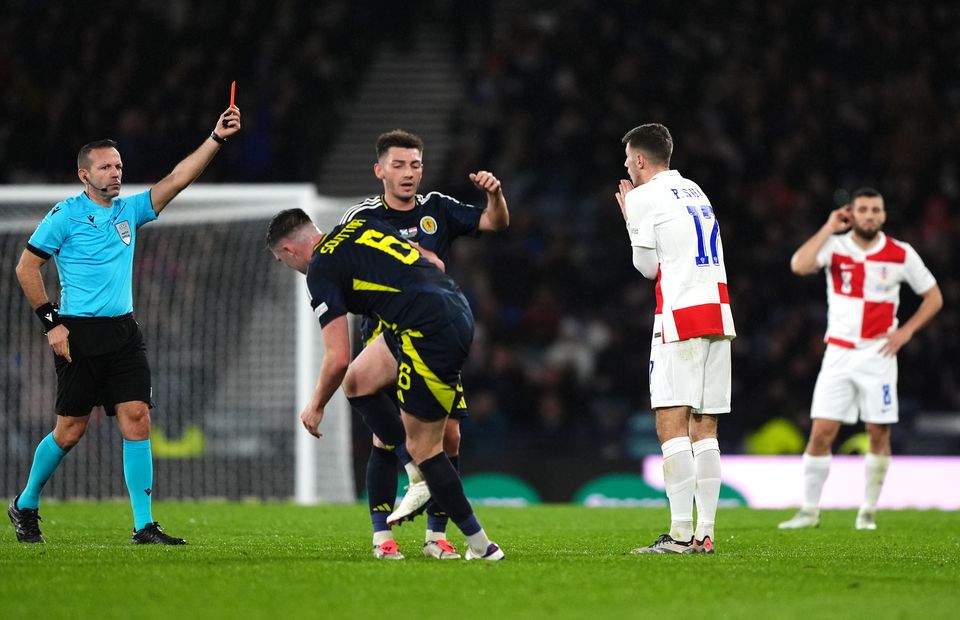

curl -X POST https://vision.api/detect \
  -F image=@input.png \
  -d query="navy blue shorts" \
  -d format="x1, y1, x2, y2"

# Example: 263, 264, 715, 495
361, 317, 470, 420
392, 312, 473, 423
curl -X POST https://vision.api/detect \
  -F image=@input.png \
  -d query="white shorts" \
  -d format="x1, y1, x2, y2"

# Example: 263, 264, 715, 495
649, 336, 732, 414
810, 340, 898, 425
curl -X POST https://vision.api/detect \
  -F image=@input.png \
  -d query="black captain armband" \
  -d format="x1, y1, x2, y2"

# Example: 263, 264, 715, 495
210, 131, 228, 145
35, 302, 62, 333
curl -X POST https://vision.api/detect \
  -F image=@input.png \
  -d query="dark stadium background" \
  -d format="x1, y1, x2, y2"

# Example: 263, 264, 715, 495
2, 0, 958, 499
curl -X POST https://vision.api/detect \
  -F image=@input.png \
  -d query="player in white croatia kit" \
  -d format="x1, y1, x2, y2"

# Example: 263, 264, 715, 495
779, 188, 942, 531
615, 124, 736, 554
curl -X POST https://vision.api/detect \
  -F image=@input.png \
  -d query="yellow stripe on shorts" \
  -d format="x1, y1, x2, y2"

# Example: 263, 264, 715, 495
400, 332, 457, 413
365, 319, 387, 347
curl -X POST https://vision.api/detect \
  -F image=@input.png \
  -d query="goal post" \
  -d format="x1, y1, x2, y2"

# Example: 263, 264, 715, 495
0, 184, 356, 504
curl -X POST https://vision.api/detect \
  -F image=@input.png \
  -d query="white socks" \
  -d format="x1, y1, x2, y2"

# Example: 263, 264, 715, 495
466, 528, 492, 555
692, 438, 721, 540
799, 452, 890, 517
662, 437, 722, 541
405, 462, 424, 485
801, 453, 832, 514
426, 530, 444, 543
661, 436, 695, 541
862, 453, 890, 512
373, 530, 394, 546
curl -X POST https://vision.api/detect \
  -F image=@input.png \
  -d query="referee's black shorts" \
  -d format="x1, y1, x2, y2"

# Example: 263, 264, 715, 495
54, 313, 153, 417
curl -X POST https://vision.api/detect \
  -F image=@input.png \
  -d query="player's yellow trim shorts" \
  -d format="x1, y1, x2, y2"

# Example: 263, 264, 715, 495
364, 316, 470, 419
394, 313, 473, 422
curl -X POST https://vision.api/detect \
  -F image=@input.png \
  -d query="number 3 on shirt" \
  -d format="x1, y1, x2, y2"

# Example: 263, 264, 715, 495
686, 205, 720, 267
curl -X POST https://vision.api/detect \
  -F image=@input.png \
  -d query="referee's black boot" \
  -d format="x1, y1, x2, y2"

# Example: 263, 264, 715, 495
8, 495, 45, 543
131, 522, 186, 545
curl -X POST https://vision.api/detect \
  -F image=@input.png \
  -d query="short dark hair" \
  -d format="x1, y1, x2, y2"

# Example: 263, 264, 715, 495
850, 187, 883, 202
376, 129, 424, 160
621, 123, 673, 166
77, 139, 119, 169
266, 208, 313, 249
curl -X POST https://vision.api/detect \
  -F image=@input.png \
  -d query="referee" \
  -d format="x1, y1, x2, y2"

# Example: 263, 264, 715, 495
7, 104, 241, 544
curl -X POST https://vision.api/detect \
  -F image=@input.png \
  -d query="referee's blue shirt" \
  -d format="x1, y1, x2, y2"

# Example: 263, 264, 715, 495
27, 190, 157, 317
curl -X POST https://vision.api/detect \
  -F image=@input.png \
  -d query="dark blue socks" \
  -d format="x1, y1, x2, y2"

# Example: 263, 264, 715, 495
348, 393, 406, 448
419, 452, 480, 536
352, 393, 409, 534
367, 446, 398, 533
427, 454, 458, 533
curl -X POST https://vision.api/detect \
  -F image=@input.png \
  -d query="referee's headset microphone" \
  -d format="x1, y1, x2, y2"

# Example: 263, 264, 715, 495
82, 172, 110, 194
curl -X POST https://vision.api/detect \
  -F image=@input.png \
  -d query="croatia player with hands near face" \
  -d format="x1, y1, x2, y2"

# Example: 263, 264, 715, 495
779, 188, 942, 531
616, 123, 736, 554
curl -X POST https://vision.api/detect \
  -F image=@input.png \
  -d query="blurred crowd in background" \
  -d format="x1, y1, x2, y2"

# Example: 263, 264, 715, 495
4, 0, 959, 458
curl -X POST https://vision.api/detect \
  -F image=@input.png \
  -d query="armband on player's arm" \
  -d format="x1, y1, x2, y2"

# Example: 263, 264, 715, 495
35, 302, 62, 333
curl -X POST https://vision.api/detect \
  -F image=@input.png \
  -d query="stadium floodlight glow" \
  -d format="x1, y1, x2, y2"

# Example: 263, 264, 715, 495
0, 184, 356, 505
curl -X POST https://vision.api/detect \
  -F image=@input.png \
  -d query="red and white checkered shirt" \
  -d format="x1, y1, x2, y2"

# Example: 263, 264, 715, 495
815, 231, 936, 348
625, 170, 736, 343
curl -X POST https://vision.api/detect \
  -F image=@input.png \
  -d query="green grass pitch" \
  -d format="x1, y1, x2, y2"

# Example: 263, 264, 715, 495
2, 502, 958, 619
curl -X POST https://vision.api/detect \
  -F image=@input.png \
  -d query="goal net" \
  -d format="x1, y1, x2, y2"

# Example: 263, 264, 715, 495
0, 185, 356, 504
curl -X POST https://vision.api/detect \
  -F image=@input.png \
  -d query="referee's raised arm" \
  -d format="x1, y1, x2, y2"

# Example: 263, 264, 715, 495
149, 105, 242, 214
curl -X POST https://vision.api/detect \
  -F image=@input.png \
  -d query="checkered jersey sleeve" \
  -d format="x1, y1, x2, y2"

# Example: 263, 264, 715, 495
902, 243, 937, 294
815, 235, 840, 270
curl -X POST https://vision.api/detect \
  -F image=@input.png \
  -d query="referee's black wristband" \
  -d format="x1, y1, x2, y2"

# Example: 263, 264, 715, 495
35, 302, 62, 333
210, 131, 228, 145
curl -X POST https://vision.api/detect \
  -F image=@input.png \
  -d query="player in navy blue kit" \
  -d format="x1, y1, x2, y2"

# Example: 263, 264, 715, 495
338, 130, 509, 559
266, 209, 505, 561
8, 104, 241, 545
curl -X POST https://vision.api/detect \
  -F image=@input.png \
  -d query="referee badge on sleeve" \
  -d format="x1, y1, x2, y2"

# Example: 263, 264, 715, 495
115, 220, 132, 245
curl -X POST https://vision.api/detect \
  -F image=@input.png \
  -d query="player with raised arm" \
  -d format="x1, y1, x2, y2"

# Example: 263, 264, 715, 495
8, 102, 241, 545
778, 188, 942, 530
266, 209, 504, 561
337, 129, 508, 560
615, 123, 735, 554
